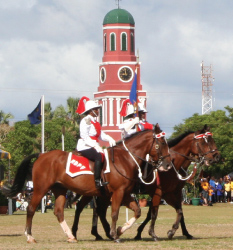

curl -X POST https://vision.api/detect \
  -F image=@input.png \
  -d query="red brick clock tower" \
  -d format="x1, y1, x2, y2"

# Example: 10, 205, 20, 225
94, 8, 147, 143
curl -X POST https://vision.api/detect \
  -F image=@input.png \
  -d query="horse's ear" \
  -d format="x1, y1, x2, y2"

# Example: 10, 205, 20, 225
203, 124, 210, 132
154, 123, 161, 134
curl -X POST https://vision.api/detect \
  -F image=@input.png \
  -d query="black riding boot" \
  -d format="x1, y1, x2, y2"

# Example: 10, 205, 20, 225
94, 161, 108, 189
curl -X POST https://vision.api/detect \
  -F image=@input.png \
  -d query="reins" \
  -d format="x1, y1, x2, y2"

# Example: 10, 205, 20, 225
108, 131, 168, 185
170, 131, 216, 181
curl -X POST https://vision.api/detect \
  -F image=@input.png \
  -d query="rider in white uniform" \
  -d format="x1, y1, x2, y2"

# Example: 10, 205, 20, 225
76, 96, 116, 189
118, 99, 139, 139
138, 103, 153, 131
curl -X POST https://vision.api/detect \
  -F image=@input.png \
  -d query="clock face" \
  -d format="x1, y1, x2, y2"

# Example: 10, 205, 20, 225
118, 66, 133, 82
100, 67, 106, 83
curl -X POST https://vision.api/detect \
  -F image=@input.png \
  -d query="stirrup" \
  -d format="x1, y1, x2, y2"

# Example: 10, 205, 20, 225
95, 180, 108, 189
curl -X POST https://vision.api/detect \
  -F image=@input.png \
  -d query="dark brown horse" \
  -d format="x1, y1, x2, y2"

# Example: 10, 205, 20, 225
72, 125, 220, 241
2, 124, 172, 243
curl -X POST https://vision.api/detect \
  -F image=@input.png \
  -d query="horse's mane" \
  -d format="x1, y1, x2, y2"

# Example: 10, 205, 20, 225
168, 131, 194, 148
115, 129, 153, 146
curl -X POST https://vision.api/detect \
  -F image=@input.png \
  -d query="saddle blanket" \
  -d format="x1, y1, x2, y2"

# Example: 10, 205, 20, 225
66, 149, 110, 178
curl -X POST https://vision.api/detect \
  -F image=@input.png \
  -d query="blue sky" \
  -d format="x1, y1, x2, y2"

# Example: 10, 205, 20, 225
0, 0, 232, 136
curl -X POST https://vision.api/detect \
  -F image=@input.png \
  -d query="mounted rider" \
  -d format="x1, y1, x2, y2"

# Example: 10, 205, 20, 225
118, 99, 139, 139
119, 99, 153, 139
76, 96, 116, 189
138, 102, 153, 131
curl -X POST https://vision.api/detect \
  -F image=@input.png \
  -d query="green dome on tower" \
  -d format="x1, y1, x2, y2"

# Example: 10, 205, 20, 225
103, 9, 135, 25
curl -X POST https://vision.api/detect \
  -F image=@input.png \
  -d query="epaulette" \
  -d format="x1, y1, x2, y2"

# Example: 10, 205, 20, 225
84, 117, 91, 125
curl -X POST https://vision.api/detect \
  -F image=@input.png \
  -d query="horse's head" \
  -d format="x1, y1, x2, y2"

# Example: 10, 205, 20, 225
148, 123, 172, 172
193, 124, 221, 166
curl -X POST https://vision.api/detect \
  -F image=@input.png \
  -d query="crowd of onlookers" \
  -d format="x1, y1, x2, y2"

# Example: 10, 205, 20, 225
199, 175, 233, 206
183, 175, 233, 206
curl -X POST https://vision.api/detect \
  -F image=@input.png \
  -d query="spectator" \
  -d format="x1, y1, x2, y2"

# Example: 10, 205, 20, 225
231, 178, 233, 203
209, 176, 216, 203
201, 178, 209, 206
224, 178, 231, 203
216, 178, 224, 202
208, 186, 214, 206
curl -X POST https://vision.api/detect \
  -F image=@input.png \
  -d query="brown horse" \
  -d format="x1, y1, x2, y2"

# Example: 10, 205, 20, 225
71, 125, 220, 241
2, 124, 172, 243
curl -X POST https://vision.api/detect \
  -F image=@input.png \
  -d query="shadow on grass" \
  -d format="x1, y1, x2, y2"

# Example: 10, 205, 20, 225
0, 234, 22, 237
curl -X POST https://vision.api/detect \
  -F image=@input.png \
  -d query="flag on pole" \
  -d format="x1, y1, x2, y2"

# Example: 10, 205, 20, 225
28, 99, 42, 124
129, 69, 137, 105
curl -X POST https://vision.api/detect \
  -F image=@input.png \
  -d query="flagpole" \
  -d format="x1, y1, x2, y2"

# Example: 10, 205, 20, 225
41, 95, 46, 213
41, 95, 45, 154
135, 49, 139, 117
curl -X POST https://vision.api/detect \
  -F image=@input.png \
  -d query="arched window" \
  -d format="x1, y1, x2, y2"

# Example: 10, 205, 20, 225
130, 33, 134, 53
104, 33, 107, 52
110, 33, 116, 51
121, 32, 127, 51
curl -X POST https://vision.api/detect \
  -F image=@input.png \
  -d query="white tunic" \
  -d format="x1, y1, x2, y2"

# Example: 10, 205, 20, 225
77, 114, 109, 151
119, 118, 137, 139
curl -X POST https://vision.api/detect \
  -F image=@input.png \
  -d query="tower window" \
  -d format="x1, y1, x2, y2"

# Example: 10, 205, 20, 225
104, 33, 107, 52
110, 33, 116, 51
130, 33, 134, 53
121, 32, 127, 51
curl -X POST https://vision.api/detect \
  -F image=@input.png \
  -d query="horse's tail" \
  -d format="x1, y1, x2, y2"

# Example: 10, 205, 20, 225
2, 153, 40, 198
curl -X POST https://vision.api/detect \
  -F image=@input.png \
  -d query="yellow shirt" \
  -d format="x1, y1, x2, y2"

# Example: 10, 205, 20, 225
224, 182, 231, 192
230, 181, 233, 190
201, 181, 209, 191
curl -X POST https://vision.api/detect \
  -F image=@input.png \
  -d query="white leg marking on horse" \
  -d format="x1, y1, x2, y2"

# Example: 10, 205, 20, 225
120, 217, 136, 233
60, 220, 75, 239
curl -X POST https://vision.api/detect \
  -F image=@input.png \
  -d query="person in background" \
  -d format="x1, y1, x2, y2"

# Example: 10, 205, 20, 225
118, 99, 139, 139
209, 176, 216, 203
230, 178, 233, 203
138, 103, 153, 131
216, 178, 224, 203
224, 177, 231, 203
200, 178, 209, 206
76, 96, 116, 189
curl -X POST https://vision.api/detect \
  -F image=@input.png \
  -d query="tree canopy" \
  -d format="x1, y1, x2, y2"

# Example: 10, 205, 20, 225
171, 106, 233, 176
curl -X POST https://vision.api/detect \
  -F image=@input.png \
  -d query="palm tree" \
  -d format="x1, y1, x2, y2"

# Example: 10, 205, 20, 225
0, 110, 14, 125
66, 97, 80, 126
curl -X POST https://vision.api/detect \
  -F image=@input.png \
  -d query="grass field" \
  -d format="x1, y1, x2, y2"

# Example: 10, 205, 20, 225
0, 202, 233, 250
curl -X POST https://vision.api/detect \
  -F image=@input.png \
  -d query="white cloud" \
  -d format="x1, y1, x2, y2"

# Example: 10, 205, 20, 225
0, 0, 233, 134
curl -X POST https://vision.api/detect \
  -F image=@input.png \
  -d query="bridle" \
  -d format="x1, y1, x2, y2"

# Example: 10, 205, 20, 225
170, 131, 218, 181
111, 130, 171, 185
148, 131, 171, 166
194, 132, 218, 160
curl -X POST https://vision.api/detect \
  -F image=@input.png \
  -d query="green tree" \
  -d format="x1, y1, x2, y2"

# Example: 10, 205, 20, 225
66, 97, 80, 126
0, 110, 14, 125
172, 107, 233, 176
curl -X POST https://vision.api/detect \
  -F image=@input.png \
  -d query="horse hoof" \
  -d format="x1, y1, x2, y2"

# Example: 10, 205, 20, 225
117, 226, 123, 236
186, 234, 193, 240
27, 238, 37, 243
114, 238, 121, 243
95, 236, 104, 241
134, 235, 142, 241
153, 237, 159, 242
167, 230, 174, 239
26, 235, 37, 243
67, 238, 78, 243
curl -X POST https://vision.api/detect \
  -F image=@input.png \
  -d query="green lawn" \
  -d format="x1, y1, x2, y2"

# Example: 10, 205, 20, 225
0, 202, 233, 250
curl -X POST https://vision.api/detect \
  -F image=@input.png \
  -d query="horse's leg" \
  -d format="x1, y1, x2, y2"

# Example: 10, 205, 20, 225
165, 192, 186, 239
109, 190, 125, 242
25, 191, 47, 243
148, 188, 162, 241
134, 205, 152, 240
117, 195, 141, 237
71, 196, 92, 239
180, 213, 193, 239
95, 196, 112, 240
52, 187, 77, 243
